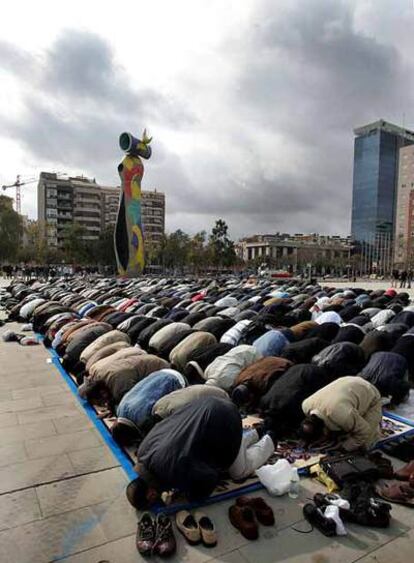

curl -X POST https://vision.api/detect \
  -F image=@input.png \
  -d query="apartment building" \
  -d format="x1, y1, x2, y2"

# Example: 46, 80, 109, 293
37, 172, 165, 249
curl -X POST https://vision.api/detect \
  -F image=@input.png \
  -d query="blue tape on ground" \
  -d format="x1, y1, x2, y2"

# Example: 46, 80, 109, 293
384, 410, 414, 427
46, 344, 137, 482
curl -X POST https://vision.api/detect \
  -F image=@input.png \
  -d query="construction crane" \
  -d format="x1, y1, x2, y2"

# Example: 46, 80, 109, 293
2, 173, 67, 214
1, 175, 37, 214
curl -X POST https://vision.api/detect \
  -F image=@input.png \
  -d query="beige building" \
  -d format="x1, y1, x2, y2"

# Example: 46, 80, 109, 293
394, 145, 414, 266
236, 233, 350, 271
37, 172, 165, 249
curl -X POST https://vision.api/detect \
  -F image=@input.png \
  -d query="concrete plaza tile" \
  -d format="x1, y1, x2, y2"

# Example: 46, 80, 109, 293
0, 505, 107, 563
36, 467, 127, 517
52, 414, 94, 434
25, 428, 102, 460
42, 391, 78, 407
239, 516, 410, 563
57, 534, 139, 563
0, 419, 56, 446
0, 489, 42, 531
90, 495, 137, 542
68, 445, 120, 473
0, 442, 27, 467
0, 412, 18, 428
0, 374, 63, 391
356, 529, 414, 563
17, 404, 82, 424
0, 396, 43, 414
12, 383, 66, 400
207, 551, 250, 563
0, 454, 76, 494
0, 390, 12, 401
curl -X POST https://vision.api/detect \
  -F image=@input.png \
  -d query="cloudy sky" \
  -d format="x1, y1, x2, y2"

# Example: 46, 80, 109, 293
1, 0, 414, 239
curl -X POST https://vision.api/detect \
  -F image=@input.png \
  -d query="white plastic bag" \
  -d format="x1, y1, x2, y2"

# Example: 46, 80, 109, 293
255, 459, 294, 496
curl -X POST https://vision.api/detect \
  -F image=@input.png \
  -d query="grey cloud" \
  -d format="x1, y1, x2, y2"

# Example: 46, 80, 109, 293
1, 2, 414, 240
0, 40, 34, 77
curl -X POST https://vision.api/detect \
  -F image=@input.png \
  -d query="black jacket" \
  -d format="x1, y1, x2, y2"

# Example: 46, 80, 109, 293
260, 364, 330, 431
311, 342, 365, 377
307, 322, 340, 342
137, 396, 242, 500
360, 330, 393, 360
282, 337, 329, 364
361, 351, 409, 402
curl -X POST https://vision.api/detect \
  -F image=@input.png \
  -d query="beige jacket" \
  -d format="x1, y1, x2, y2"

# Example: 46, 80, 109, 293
169, 331, 217, 371
85, 341, 131, 373
80, 330, 130, 364
148, 322, 191, 353
302, 376, 382, 451
152, 384, 229, 419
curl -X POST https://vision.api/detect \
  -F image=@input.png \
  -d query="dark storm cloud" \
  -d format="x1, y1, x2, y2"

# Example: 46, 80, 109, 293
41, 30, 188, 123
160, 0, 413, 236
1, 1, 414, 238
0, 29, 192, 177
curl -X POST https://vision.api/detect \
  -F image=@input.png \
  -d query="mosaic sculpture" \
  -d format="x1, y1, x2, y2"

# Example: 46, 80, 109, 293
115, 130, 152, 276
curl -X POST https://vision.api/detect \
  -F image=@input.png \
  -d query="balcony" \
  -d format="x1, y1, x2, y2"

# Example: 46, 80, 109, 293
57, 193, 72, 200
73, 207, 101, 215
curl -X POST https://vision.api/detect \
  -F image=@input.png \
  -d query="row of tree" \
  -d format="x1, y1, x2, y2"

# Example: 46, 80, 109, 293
0, 200, 240, 272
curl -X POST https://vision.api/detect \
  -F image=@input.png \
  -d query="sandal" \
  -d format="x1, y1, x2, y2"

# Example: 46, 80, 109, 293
376, 482, 414, 507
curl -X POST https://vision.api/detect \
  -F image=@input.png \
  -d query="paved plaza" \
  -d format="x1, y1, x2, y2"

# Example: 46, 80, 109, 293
1, 280, 414, 562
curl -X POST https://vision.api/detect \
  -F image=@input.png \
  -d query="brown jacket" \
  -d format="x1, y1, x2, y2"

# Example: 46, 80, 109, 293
289, 321, 318, 340
233, 356, 293, 397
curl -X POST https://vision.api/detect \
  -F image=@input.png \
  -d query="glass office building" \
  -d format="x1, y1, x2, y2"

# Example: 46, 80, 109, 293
351, 120, 414, 273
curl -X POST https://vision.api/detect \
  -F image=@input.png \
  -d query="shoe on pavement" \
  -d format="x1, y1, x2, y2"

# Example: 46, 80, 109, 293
136, 512, 156, 557
303, 503, 337, 537
194, 511, 217, 547
153, 513, 177, 558
228, 504, 259, 540
175, 511, 201, 545
236, 496, 275, 526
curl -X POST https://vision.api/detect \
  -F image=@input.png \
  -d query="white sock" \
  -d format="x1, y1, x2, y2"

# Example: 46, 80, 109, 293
329, 497, 350, 510
324, 505, 347, 536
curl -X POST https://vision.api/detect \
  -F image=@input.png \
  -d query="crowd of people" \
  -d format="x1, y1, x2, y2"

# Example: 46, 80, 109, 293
2, 274, 414, 555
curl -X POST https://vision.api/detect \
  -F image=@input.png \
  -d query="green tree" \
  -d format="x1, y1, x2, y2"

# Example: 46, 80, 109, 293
90, 226, 116, 266
18, 220, 49, 264
161, 230, 190, 272
61, 222, 89, 264
188, 231, 208, 273
0, 195, 22, 262
208, 219, 236, 268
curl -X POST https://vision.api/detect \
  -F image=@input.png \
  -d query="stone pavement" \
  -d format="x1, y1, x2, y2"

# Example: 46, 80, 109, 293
1, 291, 414, 561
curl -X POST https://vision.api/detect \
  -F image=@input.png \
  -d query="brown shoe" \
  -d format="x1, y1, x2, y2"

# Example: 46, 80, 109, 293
395, 461, 414, 481
175, 511, 201, 545
229, 505, 258, 540
136, 512, 156, 557
153, 513, 177, 557
236, 496, 275, 526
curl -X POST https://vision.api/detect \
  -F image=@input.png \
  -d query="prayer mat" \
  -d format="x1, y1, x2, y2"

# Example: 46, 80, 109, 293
44, 344, 414, 514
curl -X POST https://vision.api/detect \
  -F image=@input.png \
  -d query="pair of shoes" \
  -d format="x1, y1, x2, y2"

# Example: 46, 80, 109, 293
136, 512, 176, 558
229, 496, 275, 540
176, 511, 217, 547
303, 503, 337, 537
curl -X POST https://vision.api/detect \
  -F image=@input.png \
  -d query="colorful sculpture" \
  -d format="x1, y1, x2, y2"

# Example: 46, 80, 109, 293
114, 130, 152, 277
